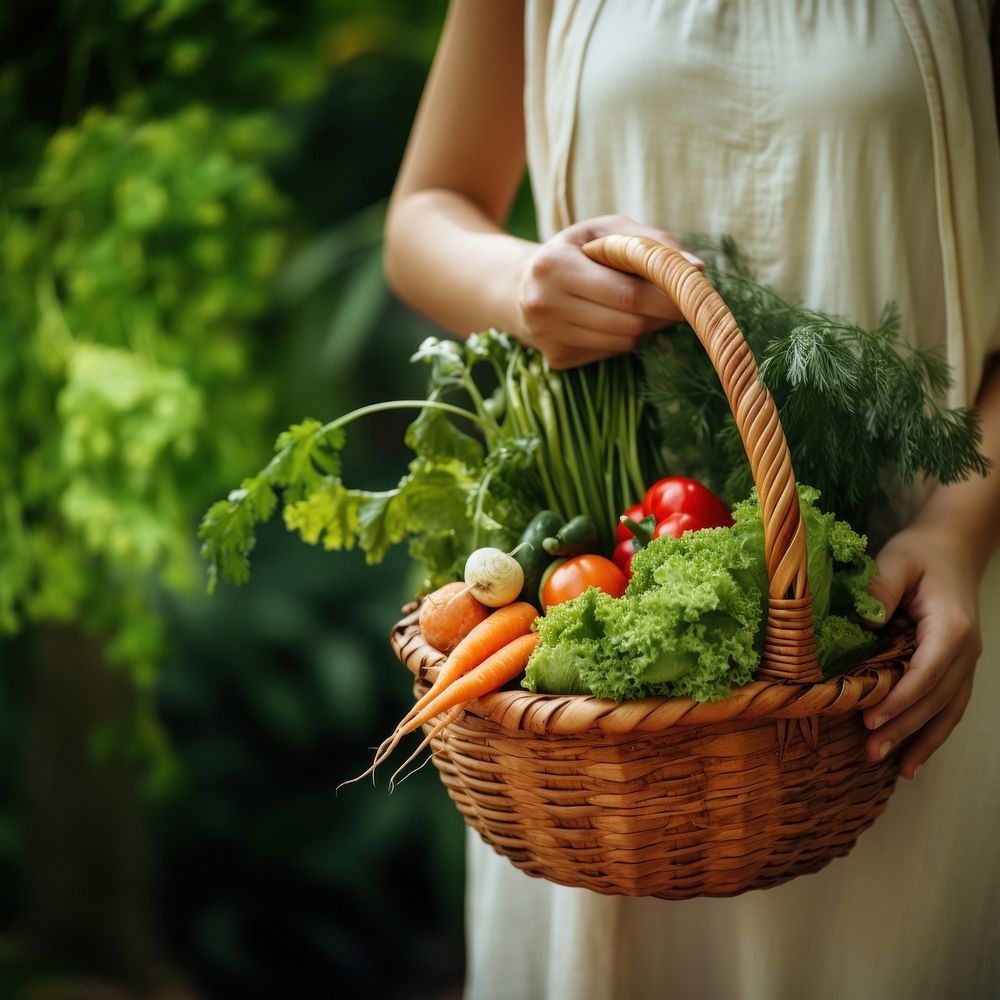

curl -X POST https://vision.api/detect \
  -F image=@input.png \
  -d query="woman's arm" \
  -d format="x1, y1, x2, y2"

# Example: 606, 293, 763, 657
864, 354, 1000, 778
383, 0, 529, 336
383, 0, 693, 369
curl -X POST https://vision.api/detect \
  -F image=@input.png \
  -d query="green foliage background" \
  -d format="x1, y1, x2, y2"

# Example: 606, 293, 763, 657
0, 1, 503, 996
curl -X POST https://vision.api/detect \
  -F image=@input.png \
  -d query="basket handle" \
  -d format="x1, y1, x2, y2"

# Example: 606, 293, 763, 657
582, 235, 821, 684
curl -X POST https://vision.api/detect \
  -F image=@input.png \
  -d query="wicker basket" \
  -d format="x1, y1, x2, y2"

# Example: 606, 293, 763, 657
390, 235, 916, 900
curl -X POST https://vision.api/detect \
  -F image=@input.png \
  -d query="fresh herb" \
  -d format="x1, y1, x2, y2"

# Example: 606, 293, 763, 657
200, 331, 656, 589
640, 237, 989, 526
203, 237, 989, 605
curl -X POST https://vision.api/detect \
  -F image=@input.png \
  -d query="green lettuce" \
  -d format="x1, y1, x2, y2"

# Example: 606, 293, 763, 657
729, 485, 884, 629
522, 485, 884, 702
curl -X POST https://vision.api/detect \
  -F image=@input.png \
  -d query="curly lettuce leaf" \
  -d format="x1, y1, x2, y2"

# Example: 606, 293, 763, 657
524, 527, 762, 702
817, 615, 878, 677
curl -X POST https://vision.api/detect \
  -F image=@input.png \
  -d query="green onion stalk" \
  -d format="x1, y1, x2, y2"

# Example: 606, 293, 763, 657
502, 343, 652, 553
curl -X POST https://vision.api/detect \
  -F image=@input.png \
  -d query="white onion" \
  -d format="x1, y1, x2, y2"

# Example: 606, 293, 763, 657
463, 547, 524, 607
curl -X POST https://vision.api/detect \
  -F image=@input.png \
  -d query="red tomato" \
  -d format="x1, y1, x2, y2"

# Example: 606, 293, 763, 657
654, 511, 700, 539
541, 554, 628, 610
612, 537, 638, 579
615, 503, 647, 543
643, 476, 733, 528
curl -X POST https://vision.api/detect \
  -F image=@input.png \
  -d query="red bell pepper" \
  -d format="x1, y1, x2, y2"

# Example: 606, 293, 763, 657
653, 511, 701, 539
612, 536, 638, 577
614, 478, 732, 578
643, 476, 733, 529
615, 503, 646, 543
612, 514, 656, 579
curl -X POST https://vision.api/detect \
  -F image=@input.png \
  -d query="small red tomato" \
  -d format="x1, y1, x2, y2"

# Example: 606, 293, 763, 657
612, 537, 638, 579
654, 511, 700, 539
615, 503, 647, 543
643, 476, 733, 528
541, 554, 628, 610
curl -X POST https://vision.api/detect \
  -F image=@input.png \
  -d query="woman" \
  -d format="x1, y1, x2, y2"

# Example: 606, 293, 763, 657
383, 3, 1000, 997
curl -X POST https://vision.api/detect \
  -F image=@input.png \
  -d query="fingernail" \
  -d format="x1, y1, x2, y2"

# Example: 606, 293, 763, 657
681, 251, 705, 266
878, 740, 892, 759
869, 714, 887, 730
912, 764, 922, 779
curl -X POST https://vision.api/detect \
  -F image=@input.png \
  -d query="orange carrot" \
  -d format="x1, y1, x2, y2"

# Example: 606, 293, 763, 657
413, 601, 537, 720
418, 582, 490, 654
387, 704, 464, 791
337, 602, 538, 791
387, 632, 541, 788
401, 631, 539, 735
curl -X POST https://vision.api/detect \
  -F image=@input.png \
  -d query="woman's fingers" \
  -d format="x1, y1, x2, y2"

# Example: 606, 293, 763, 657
861, 525, 983, 778
864, 644, 967, 765
864, 608, 972, 729
516, 213, 700, 369
572, 265, 684, 322
520, 280, 659, 342
862, 527, 982, 775
545, 348, 619, 370
864, 543, 918, 625
525, 239, 683, 323
895, 673, 974, 779
556, 214, 703, 267
532, 324, 641, 369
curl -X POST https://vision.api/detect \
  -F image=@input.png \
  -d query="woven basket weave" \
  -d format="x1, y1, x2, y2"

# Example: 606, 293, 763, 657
390, 235, 916, 899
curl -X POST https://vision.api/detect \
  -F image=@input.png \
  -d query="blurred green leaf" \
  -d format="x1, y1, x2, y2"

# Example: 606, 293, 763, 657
320, 249, 389, 372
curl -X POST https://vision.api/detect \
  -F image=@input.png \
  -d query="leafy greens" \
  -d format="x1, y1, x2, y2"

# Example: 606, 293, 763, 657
523, 485, 883, 702
200, 331, 658, 590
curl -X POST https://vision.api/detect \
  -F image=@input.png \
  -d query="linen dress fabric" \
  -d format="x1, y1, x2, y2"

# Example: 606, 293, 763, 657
464, 3, 1000, 999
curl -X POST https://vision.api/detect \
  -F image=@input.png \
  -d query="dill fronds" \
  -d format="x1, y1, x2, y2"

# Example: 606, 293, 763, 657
639, 239, 989, 527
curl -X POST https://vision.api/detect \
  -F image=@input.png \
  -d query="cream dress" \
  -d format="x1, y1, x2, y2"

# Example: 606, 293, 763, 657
464, 3, 1000, 999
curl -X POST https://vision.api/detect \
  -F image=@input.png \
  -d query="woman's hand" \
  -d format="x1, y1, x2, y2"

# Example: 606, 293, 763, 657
511, 215, 702, 369
863, 523, 983, 779
863, 356, 1000, 780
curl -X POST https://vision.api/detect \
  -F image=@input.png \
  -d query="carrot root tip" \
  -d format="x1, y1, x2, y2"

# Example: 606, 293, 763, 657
391, 747, 447, 790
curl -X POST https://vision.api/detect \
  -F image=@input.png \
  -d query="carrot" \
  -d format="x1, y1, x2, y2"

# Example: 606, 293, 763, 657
413, 600, 537, 719
386, 632, 538, 789
338, 602, 538, 791
418, 581, 490, 654
401, 631, 539, 735
377, 601, 537, 766
387, 704, 463, 791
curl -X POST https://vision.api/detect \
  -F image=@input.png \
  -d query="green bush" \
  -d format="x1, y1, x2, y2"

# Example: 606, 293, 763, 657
0, 1, 470, 996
